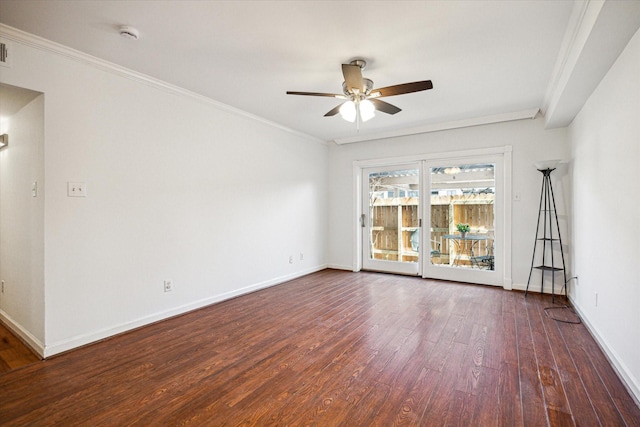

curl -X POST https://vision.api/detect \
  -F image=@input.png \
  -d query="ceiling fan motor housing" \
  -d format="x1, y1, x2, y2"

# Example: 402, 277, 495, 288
343, 78, 373, 97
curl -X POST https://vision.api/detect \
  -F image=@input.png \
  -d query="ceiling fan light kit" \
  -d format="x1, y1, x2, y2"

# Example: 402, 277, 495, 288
339, 98, 375, 123
287, 59, 433, 130
339, 101, 356, 122
359, 99, 375, 122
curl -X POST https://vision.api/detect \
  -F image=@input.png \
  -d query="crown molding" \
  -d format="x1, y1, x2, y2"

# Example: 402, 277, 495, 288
333, 109, 539, 145
0, 24, 327, 146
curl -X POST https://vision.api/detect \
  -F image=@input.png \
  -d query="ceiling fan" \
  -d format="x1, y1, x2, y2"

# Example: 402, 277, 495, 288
286, 59, 433, 128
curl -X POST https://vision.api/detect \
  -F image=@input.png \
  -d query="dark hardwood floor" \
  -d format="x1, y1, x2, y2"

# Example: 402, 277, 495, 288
0, 269, 638, 426
0, 321, 40, 373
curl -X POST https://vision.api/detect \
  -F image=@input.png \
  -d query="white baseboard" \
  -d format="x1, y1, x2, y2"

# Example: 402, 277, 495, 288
0, 309, 45, 358
509, 285, 638, 403
327, 264, 354, 271
568, 296, 640, 404
511, 282, 566, 295
43, 264, 328, 358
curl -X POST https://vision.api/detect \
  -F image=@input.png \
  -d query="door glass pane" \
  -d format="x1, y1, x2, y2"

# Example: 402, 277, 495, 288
368, 168, 419, 263
430, 163, 495, 270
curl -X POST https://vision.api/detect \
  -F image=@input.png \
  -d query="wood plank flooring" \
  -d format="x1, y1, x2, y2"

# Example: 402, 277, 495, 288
0, 269, 638, 426
0, 321, 40, 373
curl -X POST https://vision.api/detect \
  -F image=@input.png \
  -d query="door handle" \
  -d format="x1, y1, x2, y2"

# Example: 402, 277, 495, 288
361, 214, 366, 228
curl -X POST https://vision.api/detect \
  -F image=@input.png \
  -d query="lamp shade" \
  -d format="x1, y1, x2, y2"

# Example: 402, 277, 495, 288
534, 159, 561, 170
339, 101, 356, 122
359, 99, 375, 122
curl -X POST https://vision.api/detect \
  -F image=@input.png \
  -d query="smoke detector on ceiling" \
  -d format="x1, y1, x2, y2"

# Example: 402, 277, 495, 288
119, 26, 139, 40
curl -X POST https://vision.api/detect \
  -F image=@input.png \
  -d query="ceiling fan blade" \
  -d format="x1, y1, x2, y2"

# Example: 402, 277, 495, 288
342, 64, 364, 92
286, 91, 343, 98
370, 98, 402, 115
324, 103, 344, 117
372, 80, 433, 97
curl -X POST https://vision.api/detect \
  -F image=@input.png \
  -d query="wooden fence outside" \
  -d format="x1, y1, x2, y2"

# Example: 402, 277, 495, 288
370, 194, 494, 264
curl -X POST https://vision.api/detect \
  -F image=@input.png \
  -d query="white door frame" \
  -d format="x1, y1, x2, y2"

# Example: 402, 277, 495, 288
352, 146, 512, 290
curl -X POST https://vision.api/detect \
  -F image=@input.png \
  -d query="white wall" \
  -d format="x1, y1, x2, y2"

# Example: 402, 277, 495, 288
0, 92, 45, 350
328, 117, 570, 288
568, 27, 640, 400
0, 33, 329, 356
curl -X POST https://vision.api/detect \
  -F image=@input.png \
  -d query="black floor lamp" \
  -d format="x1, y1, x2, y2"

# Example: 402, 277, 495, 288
525, 161, 567, 303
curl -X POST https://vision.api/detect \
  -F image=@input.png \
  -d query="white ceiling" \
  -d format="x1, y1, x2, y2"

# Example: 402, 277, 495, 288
0, 1, 638, 143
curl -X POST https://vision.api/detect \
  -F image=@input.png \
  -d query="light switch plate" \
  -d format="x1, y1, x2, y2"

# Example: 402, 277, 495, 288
67, 182, 87, 197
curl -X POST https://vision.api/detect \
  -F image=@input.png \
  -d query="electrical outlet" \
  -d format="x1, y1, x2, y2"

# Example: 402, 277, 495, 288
1, 280, 4, 293
164, 279, 173, 292
300, 252, 304, 261
67, 182, 87, 197
289, 256, 293, 264
594, 292, 598, 307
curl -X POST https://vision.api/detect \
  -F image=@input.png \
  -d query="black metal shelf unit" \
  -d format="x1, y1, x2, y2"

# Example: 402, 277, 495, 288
526, 168, 567, 302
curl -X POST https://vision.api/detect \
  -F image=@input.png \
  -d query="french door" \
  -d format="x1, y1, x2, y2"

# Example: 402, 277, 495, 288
359, 152, 507, 287
361, 163, 422, 275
